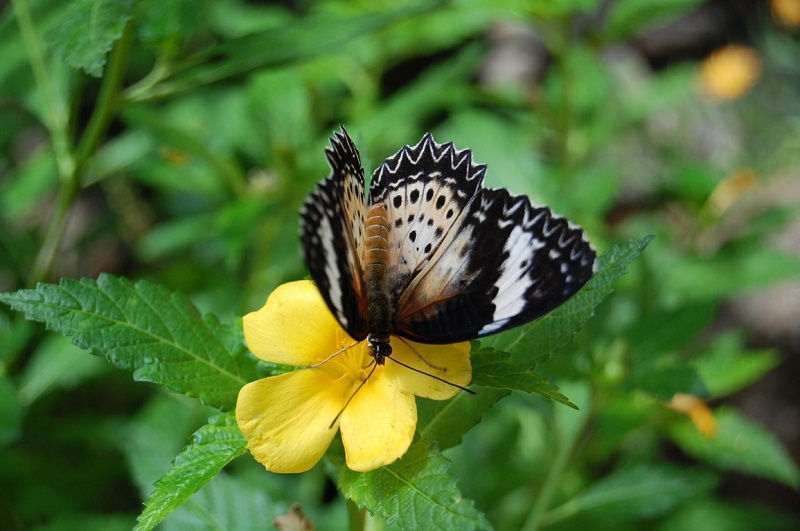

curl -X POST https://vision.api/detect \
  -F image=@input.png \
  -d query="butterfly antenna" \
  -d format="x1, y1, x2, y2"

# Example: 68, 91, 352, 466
386, 356, 476, 395
328, 361, 378, 429
398, 337, 447, 372
309, 340, 359, 368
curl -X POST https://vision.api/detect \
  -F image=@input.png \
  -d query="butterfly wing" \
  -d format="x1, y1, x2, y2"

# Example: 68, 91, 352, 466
369, 133, 486, 304
300, 128, 369, 340
371, 133, 595, 344
395, 187, 595, 343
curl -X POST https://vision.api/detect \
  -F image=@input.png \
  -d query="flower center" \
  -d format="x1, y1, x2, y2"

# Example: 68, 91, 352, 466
314, 329, 375, 386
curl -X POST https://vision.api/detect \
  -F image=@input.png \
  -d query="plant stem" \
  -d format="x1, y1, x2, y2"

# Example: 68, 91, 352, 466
521, 399, 590, 531
12, 0, 74, 180
346, 500, 366, 531
74, 19, 134, 169
28, 172, 78, 285
13, 0, 78, 284
14, 2, 134, 284
346, 500, 384, 531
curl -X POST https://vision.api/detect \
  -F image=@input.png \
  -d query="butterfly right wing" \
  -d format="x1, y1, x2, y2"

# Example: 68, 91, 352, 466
370, 133, 595, 344
393, 187, 595, 343
300, 128, 369, 340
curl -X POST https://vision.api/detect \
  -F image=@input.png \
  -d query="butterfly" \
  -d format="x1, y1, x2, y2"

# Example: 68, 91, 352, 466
300, 127, 595, 366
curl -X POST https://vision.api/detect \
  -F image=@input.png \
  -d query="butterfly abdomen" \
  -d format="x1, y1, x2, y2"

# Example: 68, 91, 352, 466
364, 203, 393, 363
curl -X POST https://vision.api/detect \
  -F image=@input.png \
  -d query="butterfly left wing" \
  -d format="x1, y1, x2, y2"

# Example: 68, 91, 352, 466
391, 169, 595, 344
300, 128, 369, 340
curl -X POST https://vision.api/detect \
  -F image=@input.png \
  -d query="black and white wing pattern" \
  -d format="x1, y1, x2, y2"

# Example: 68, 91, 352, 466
370, 134, 595, 344
300, 127, 596, 347
300, 129, 369, 341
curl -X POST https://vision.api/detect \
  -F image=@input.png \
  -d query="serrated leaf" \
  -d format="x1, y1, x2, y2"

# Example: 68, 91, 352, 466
471, 347, 574, 406
669, 406, 800, 488
543, 463, 717, 525
485, 236, 653, 364
135, 413, 248, 531
418, 385, 509, 451
47, 0, 135, 77
0, 274, 259, 410
339, 439, 490, 530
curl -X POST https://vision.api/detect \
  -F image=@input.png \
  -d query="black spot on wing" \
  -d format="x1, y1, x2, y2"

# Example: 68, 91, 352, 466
370, 133, 488, 304
369, 133, 485, 208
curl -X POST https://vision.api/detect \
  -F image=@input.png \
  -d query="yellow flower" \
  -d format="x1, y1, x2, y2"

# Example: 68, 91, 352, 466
697, 45, 762, 101
669, 393, 718, 438
771, 0, 800, 26
236, 281, 472, 473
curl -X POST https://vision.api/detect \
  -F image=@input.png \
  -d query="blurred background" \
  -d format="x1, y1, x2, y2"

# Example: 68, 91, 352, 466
1, 0, 799, 529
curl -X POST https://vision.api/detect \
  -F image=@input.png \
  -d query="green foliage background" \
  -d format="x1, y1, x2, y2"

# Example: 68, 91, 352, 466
1, 0, 800, 529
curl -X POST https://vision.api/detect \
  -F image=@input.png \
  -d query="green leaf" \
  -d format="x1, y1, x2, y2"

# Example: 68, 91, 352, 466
542, 463, 717, 525
33, 513, 134, 531
0, 144, 58, 222
128, 1, 446, 101
526, 0, 602, 18
692, 331, 779, 398
160, 471, 274, 531
418, 386, 510, 451
622, 302, 715, 400
138, 0, 200, 53
485, 236, 653, 364
554, 380, 592, 443
18, 334, 108, 404
0, 274, 259, 410
625, 365, 706, 401
606, 0, 706, 40
660, 499, 800, 531
123, 394, 206, 497
46, 0, 135, 77
0, 375, 24, 446
470, 347, 575, 406
339, 439, 491, 530
626, 302, 717, 363
135, 413, 248, 531
670, 407, 800, 488
664, 248, 800, 301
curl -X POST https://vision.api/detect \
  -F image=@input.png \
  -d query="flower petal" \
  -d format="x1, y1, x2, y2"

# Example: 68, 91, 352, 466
340, 375, 417, 472
388, 339, 472, 400
236, 368, 347, 473
243, 280, 345, 366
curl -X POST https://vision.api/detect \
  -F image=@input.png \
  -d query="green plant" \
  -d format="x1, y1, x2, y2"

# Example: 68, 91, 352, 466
1, 1, 799, 529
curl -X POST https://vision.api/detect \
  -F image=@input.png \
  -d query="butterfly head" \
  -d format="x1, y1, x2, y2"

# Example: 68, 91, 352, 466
367, 334, 392, 365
